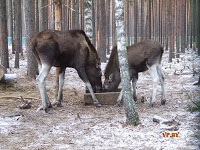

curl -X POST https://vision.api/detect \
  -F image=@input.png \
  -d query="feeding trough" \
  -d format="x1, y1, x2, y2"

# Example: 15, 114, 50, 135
84, 89, 121, 105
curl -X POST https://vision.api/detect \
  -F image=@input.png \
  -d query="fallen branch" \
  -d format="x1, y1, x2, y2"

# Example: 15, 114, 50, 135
19, 96, 31, 109
153, 115, 180, 131
0, 96, 39, 100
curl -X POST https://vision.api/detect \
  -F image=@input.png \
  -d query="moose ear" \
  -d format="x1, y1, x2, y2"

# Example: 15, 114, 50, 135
108, 73, 114, 82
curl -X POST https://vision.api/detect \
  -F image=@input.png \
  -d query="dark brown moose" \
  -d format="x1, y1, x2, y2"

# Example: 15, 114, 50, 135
103, 40, 166, 107
31, 30, 102, 112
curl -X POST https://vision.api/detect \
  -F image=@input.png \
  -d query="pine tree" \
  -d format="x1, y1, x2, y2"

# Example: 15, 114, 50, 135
24, 0, 38, 78
0, 0, 9, 68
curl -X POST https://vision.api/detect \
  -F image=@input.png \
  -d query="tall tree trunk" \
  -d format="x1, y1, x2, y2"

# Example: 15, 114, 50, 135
48, 0, 55, 30
197, 0, 200, 55
181, 0, 186, 53
112, 0, 117, 47
54, 0, 62, 100
12, 0, 15, 54
84, 0, 93, 41
54, 0, 62, 30
176, 0, 180, 58
35, 0, 39, 32
125, 1, 130, 45
146, 0, 151, 39
39, 0, 48, 31
140, 0, 144, 40
0, 0, 9, 69
7, 0, 13, 53
72, 0, 79, 29
14, 0, 22, 68
133, 0, 138, 43
115, 0, 140, 126
192, 0, 197, 50
106, 0, 111, 54
24, 0, 37, 78
98, 0, 107, 62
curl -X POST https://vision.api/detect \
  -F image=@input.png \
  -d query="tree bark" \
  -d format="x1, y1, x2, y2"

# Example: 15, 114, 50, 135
106, 0, 111, 54
98, 0, 107, 62
84, 0, 93, 41
54, 0, 62, 30
14, 0, 22, 68
140, 0, 144, 40
24, 0, 38, 78
115, 0, 140, 126
197, 0, 200, 55
181, 0, 186, 53
39, 0, 48, 31
0, 0, 9, 68
133, 0, 138, 43
54, 0, 62, 100
112, 0, 117, 47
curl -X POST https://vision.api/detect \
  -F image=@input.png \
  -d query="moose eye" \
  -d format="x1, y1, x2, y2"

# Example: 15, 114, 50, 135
108, 74, 113, 83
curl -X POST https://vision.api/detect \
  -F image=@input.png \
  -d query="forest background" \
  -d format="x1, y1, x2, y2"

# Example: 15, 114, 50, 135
0, 0, 199, 78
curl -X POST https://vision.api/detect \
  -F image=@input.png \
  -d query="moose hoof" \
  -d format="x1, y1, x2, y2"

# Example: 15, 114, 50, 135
52, 101, 62, 107
94, 102, 102, 107
36, 106, 43, 112
149, 102, 155, 107
141, 96, 145, 103
36, 106, 49, 113
114, 101, 122, 107
133, 97, 137, 102
161, 99, 166, 105
36, 103, 52, 112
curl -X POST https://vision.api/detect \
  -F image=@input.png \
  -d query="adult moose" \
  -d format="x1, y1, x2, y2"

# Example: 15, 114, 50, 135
103, 40, 166, 107
31, 29, 102, 112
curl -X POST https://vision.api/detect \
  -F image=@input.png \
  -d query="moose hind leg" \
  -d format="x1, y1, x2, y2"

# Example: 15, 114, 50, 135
148, 65, 159, 107
36, 64, 52, 112
52, 68, 65, 107
156, 65, 166, 105
132, 75, 138, 102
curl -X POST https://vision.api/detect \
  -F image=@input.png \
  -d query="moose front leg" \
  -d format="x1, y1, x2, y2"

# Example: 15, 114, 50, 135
77, 67, 101, 107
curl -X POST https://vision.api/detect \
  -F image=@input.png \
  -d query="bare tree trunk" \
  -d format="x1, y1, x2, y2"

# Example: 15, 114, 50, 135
72, 0, 79, 29
54, 0, 62, 100
80, 0, 85, 30
176, 0, 180, 58
24, 0, 38, 78
181, 0, 186, 53
141, 0, 144, 40
35, 0, 39, 32
133, 0, 138, 43
84, 0, 93, 41
0, 0, 9, 69
54, 0, 62, 31
169, 0, 175, 62
48, 0, 55, 30
146, 0, 151, 39
7, 0, 13, 53
12, 0, 15, 54
98, 0, 107, 62
115, 0, 140, 126
106, 0, 111, 54
14, 0, 22, 68
125, 1, 130, 45
197, 0, 200, 55
39, 0, 48, 31
112, 0, 117, 47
